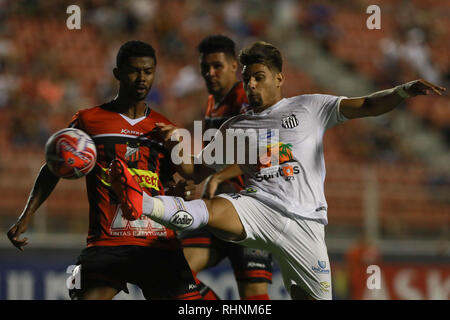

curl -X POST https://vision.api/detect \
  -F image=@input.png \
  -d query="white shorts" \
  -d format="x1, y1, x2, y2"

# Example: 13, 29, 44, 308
217, 193, 332, 300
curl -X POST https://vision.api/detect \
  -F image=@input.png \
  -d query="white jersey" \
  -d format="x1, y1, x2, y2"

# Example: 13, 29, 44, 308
201, 94, 348, 225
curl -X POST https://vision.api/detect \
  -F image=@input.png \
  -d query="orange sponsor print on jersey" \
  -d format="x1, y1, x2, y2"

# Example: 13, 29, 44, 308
282, 164, 295, 177
100, 167, 160, 191
257, 142, 293, 169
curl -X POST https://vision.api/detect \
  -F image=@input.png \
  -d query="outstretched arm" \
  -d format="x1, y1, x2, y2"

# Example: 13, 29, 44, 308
340, 79, 446, 119
203, 164, 243, 199
7, 164, 60, 251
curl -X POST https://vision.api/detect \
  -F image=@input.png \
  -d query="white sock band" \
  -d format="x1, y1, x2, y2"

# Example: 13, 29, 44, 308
142, 193, 209, 231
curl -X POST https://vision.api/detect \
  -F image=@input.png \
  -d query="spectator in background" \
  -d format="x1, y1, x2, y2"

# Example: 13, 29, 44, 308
400, 28, 441, 85
302, 3, 336, 51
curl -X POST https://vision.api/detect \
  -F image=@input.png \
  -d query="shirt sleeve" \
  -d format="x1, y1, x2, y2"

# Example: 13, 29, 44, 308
307, 94, 348, 131
68, 111, 83, 129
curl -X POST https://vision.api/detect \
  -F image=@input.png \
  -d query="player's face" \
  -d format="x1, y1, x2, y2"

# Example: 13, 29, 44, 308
200, 52, 237, 97
116, 56, 155, 101
242, 63, 282, 110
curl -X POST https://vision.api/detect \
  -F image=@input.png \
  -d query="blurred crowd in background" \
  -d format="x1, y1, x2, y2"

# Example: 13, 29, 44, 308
0, 0, 448, 243
0, 0, 448, 301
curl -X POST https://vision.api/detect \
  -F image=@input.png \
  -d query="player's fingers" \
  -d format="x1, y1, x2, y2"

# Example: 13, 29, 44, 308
183, 183, 194, 199
419, 78, 435, 87
419, 79, 446, 93
185, 180, 195, 187
17, 238, 29, 251
430, 84, 446, 92
185, 183, 196, 191
430, 87, 443, 95
10, 235, 26, 251
155, 123, 175, 131
419, 79, 444, 91
420, 84, 444, 96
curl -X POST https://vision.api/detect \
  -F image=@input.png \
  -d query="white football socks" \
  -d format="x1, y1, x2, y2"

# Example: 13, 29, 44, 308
142, 193, 209, 231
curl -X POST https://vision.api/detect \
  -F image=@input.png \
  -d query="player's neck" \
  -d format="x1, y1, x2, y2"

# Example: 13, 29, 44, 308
213, 80, 238, 103
254, 96, 283, 114
112, 96, 147, 119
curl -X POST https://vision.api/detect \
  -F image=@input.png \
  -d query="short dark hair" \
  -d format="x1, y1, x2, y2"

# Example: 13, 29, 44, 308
238, 41, 282, 72
197, 35, 236, 59
116, 40, 157, 68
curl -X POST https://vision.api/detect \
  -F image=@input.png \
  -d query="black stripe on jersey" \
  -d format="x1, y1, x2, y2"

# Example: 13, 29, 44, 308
85, 172, 104, 238
93, 136, 167, 167
205, 118, 229, 131
93, 135, 174, 195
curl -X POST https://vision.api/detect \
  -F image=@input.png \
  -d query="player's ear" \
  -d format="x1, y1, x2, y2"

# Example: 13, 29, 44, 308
231, 58, 238, 72
113, 67, 121, 81
276, 72, 284, 88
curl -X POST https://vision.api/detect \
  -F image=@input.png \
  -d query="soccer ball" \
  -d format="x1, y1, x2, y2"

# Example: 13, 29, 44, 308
45, 128, 97, 179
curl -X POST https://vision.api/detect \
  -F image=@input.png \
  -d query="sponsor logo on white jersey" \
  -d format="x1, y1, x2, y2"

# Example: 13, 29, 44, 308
312, 260, 330, 274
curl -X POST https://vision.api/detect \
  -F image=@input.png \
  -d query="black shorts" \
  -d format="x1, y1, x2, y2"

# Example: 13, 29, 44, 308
179, 229, 273, 283
68, 245, 201, 300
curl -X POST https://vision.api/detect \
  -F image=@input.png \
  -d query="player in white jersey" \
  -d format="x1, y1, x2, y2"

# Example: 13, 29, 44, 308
108, 41, 445, 300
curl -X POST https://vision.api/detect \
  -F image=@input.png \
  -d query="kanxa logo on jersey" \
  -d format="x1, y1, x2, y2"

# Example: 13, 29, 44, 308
170, 211, 194, 230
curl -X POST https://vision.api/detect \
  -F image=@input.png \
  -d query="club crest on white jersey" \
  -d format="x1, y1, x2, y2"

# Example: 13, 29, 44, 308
281, 114, 299, 129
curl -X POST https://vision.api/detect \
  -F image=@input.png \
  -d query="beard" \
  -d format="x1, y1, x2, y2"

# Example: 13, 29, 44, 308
248, 93, 263, 108
127, 86, 150, 101
206, 81, 223, 97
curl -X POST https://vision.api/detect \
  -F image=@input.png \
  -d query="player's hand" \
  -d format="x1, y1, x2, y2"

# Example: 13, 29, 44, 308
202, 174, 221, 199
154, 123, 182, 145
402, 79, 446, 97
168, 180, 196, 200
7, 216, 31, 251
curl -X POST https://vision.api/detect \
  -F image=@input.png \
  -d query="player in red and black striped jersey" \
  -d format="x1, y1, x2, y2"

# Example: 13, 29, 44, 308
69, 102, 178, 248
178, 35, 273, 300
7, 41, 201, 300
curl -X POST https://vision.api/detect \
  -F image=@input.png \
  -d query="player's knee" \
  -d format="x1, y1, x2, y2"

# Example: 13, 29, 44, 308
70, 287, 118, 300
238, 282, 269, 299
205, 198, 242, 230
183, 247, 211, 272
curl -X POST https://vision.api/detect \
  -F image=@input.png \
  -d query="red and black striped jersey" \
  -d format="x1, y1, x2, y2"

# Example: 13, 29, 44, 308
204, 81, 249, 131
70, 102, 179, 248
204, 81, 248, 191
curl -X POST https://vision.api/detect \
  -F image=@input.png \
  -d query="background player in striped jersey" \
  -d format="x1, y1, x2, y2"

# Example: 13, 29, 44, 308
7, 41, 201, 300
109, 41, 445, 300
178, 35, 273, 300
